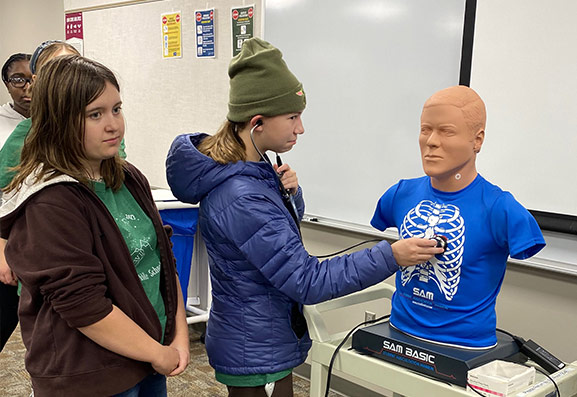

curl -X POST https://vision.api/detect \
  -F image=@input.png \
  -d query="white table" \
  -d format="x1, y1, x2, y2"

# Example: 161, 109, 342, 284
303, 283, 577, 397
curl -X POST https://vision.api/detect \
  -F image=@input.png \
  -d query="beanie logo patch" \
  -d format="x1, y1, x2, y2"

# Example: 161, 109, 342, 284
296, 90, 304, 96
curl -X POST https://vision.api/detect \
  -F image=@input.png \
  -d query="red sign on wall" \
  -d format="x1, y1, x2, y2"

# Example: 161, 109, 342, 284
65, 12, 84, 55
65, 12, 83, 40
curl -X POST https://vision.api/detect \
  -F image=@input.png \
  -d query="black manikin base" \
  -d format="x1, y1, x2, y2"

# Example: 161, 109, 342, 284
351, 321, 522, 387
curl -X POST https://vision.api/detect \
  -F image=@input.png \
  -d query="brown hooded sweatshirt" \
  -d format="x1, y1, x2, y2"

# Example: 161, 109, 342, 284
0, 163, 179, 396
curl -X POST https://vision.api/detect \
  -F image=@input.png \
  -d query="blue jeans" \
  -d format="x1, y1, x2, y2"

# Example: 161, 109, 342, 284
113, 373, 167, 397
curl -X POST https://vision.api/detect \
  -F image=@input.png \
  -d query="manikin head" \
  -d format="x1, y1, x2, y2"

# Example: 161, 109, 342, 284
419, 85, 486, 192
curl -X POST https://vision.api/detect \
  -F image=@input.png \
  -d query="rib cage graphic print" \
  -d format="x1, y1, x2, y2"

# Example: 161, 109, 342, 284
399, 200, 465, 301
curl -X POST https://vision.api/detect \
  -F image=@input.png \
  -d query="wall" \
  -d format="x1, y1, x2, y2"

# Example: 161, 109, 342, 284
65, 0, 263, 188
0, 0, 64, 105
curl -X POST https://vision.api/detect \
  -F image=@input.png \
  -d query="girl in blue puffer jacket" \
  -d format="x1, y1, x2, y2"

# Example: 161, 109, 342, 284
166, 37, 442, 397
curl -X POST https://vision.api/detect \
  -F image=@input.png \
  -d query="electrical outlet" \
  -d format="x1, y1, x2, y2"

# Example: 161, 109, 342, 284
364, 311, 376, 323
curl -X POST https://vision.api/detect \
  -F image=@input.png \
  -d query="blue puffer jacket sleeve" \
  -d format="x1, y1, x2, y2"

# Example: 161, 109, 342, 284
216, 193, 398, 305
293, 186, 305, 220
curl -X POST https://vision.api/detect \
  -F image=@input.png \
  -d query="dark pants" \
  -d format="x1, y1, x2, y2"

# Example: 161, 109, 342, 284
112, 373, 167, 397
0, 283, 19, 352
227, 373, 294, 397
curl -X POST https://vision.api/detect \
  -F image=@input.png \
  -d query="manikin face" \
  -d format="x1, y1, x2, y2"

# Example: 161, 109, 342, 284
419, 102, 483, 189
83, 81, 124, 176
256, 112, 305, 154
4, 60, 32, 117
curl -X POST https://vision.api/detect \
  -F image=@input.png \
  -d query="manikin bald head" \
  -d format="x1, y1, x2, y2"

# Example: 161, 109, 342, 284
423, 85, 486, 135
419, 85, 486, 192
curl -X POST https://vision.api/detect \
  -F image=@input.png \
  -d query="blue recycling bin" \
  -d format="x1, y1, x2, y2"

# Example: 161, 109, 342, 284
159, 207, 199, 303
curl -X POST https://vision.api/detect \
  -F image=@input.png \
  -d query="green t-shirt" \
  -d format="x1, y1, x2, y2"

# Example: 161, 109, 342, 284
0, 118, 127, 189
215, 369, 292, 387
93, 181, 167, 339
0, 118, 31, 189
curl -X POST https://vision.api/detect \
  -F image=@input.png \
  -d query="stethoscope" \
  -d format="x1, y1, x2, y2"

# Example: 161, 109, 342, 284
249, 121, 301, 233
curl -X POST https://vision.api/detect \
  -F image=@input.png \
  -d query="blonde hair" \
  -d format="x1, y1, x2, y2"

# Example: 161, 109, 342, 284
197, 120, 248, 164
34, 42, 80, 73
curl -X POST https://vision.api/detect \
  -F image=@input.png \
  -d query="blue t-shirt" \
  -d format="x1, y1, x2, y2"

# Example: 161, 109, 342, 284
371, 175, 545, 348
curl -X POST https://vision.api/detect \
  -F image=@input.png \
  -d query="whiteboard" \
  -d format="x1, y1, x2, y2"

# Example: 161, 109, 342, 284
469, 0, 577, 274
265, 0, 466, 228
471, 0, 577, 218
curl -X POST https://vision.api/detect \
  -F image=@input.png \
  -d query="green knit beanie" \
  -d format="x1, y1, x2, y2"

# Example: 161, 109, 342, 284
227, 37, 306, 122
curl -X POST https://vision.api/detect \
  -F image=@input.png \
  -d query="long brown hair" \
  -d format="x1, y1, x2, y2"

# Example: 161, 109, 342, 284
5, 55, 125, 193
197, 120, 248, 163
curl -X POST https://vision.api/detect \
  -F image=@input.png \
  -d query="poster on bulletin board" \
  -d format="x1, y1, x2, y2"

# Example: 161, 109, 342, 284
231, 5, 254, 56
65, 11, 84, 55
161, 11, 182, 59
195, 8, 215, 58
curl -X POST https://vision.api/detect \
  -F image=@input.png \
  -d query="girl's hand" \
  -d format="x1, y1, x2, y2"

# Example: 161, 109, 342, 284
391, 237, 444, 267
168, 343, 190, 376
151, 345, 180, 375
0, 239, 17, 286
274, 163, 299, 195
0, 260, 17, 286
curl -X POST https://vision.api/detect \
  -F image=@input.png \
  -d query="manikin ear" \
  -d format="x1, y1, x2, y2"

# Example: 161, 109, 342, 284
473, 129, 485, 154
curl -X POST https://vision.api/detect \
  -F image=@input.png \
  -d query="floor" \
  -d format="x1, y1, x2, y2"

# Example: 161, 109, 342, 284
0, 324, 337, 397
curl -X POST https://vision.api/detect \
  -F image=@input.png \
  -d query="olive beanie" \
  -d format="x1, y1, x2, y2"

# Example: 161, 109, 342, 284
227, 37, 306, 122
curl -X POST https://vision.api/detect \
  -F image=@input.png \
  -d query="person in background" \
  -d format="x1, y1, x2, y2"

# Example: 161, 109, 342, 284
166, 37, 442, 397
0, 55, 189, 396
0, 41, 82, 190
0, 53, 32, 147
371, 85, 545, 349
0, 52, 32, 352
0, 42, 83, 352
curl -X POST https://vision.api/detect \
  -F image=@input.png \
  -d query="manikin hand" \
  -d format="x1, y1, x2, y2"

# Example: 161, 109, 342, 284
391, 237, 444, 267
274, 163, 299, 195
